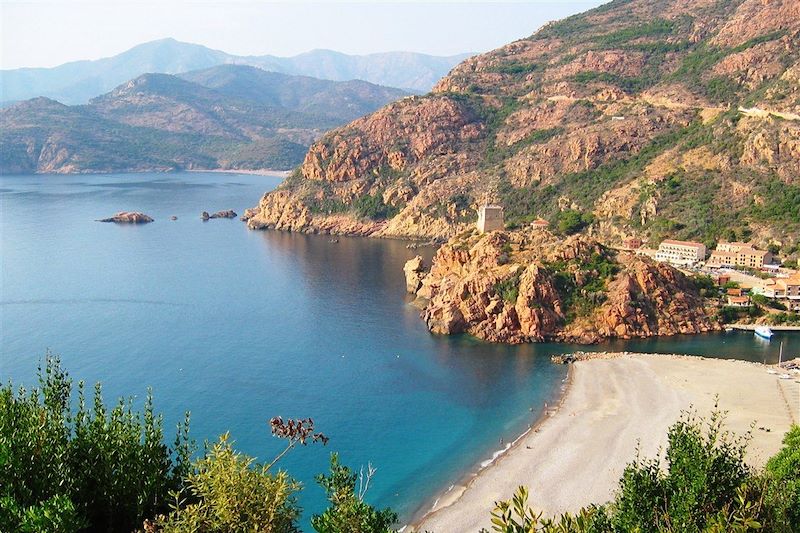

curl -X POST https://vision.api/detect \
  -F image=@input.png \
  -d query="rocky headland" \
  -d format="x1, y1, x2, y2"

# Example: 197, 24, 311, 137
97, 211, 154, 224
404, 229, 718, 344
245, 0, 800, 249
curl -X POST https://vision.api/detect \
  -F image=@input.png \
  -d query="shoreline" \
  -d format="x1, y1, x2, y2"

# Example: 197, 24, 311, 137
411, 352, 800, 532
6, 168, 292, 178
185, 168, 291, 177
405, 365, 575, 529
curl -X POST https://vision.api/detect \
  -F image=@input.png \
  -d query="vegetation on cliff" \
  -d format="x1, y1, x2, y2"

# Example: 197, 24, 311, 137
405, 230, 717, 344
248, 0, 800, 248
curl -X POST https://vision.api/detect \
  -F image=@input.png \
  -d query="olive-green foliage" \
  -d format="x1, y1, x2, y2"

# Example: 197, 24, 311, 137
484, 486, 610, 532
488, 414, 800, 532
488, 62, 541, 76
0, 494, 84, 533
495, 271, 523, 303
751, 181, 800, 225
692, 275, 719, 298
555, 210, 595, 235
612, 409, 753, 532
354, 193, 400, 221
593, 19, 675, 47
158, 434, 301, 533
764, 425, 800, 530
547, 251, 619, 323
311, 453, 397, 533
765, 312, 800, 326
0, 353, 192, 532
750, 294, 786, 311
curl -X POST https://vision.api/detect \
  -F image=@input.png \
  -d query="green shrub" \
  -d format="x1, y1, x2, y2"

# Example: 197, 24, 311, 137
486, 410, 777, 532
353, 193, 400, 220
311, 454, 397, 533
495, 272, 522, 303
158, 434, 302, 533
764, 425, 800, 530
0, 353, 192, 532
555, 210, 594, 235
613, 409, 753, 531
593, 19, 674, 47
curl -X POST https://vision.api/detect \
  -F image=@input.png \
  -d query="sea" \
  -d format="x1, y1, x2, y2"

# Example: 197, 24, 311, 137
1, 172, 797, 528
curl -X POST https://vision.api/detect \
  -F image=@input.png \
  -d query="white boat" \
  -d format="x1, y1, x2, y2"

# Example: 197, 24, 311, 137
754, 326, 773, 340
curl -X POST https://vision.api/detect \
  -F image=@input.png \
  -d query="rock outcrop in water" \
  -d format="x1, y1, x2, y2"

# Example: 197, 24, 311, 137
97, 212, 154, 224
405, 230, 719, 344
202, 210, 238, 220
246, 0, 800, 248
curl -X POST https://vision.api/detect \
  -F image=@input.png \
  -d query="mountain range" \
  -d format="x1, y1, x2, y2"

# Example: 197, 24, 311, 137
0, 38, 471, 105
0, 65, 410, 173
245, 0, 800, 249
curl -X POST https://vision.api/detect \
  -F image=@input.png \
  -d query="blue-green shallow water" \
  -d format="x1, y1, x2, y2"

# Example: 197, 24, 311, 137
1, 172, 798, 529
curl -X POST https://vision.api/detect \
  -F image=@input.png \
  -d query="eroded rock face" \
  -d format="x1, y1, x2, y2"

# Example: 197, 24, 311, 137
244, 0, 800, 247
97, 211, 154, 224
408, 230, 718, 344
403, 256, 427, 294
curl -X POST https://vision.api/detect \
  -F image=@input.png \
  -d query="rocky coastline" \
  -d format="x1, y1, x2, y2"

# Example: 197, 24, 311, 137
403, 229, 719, 344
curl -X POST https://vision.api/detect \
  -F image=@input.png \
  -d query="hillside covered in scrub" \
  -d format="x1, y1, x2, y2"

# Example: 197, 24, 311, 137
0, 65, 409, 174
246, 0, 800, 249
403, 231, 717, 344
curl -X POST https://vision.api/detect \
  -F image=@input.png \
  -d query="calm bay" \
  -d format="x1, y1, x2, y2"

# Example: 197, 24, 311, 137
1, 172, 797, 528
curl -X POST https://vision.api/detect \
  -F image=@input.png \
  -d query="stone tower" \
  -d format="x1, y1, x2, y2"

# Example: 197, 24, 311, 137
477, 205, 504, 233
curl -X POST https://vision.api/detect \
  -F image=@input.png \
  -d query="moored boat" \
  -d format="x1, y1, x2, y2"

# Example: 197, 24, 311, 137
754, 326, 773, 340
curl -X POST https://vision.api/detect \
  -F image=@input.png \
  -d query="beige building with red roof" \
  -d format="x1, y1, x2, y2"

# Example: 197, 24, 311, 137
655, 239, 706, 266
707, 242, 772, 269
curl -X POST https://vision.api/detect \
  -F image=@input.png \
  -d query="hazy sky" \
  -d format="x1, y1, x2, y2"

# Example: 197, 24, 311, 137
1, 1, 606, 70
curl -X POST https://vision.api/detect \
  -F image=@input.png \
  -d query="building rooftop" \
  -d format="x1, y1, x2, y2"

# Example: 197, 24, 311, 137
660, 239, 705, 248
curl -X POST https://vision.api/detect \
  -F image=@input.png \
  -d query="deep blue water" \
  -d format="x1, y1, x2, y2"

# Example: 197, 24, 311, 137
1, 172, 798, 528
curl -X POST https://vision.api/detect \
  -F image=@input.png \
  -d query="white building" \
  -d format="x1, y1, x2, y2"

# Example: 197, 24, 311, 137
477, 205, 504, 233
655, 239, 706, 266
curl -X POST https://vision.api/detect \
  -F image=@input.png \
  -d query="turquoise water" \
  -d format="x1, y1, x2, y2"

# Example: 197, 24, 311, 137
1, 172, 797, 528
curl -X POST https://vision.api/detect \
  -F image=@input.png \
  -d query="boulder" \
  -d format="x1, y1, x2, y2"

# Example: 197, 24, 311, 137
97, 211, 153, 224
403, 255, 427, 293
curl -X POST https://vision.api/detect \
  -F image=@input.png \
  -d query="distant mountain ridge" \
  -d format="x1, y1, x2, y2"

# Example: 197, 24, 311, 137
0, 64, 410, 174
0, 38, 471, 104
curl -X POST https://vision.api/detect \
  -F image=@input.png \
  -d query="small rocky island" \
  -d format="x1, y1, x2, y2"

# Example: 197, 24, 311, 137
404, 229, 718, 344
202, 210, 238, 220
97, 211, 154, 224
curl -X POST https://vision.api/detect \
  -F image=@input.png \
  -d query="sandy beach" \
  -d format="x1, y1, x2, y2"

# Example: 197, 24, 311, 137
412, 353, 799, 533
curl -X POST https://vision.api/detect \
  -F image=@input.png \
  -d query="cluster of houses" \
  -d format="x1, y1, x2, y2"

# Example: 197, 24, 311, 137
721, 274, 800, 311
471, 206, 797, 312
628, 238, 799, 312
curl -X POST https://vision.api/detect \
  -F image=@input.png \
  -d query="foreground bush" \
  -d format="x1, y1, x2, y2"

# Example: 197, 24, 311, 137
156, 434, 302, 532
0, 354, 191, 532
1, 354, 396, 532
312, 453, 397, 533
486, 410, 799, 532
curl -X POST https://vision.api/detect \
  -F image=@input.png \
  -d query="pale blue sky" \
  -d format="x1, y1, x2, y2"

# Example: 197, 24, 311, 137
1, 1, 606, 70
